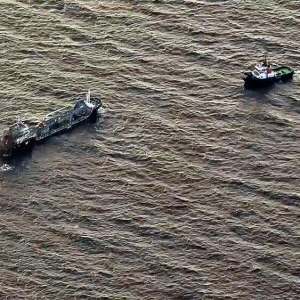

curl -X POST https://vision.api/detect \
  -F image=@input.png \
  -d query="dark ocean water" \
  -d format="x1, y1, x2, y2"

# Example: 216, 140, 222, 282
0, 0, 300, 299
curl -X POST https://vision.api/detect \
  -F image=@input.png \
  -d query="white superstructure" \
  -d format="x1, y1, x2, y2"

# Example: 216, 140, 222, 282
251, 63, 277, 79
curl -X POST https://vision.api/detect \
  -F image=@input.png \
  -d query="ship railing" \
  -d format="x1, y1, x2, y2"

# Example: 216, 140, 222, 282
43, 106, 72, 121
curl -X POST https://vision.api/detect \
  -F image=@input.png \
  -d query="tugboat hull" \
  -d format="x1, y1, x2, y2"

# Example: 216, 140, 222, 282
243, 76, 278, 88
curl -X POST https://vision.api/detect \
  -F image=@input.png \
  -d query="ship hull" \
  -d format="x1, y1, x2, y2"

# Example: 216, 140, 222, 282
0, 138, 35, 159
243, 76, 278, 88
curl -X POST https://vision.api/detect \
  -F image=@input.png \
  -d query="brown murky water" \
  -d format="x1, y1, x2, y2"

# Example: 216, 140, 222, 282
0, 0, 300, 299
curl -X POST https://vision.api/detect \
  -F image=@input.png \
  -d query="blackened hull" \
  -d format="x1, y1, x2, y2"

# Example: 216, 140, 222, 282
243, 71, 294, 88
0, 138, 35, 160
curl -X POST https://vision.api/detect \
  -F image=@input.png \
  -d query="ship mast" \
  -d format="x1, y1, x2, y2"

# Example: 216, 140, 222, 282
264, 53, 269, 78
264, 52, 268, 67
86, 89, 91, 103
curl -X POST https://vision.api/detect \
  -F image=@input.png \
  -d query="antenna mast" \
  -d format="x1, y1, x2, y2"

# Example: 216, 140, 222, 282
86, 89, 91, 103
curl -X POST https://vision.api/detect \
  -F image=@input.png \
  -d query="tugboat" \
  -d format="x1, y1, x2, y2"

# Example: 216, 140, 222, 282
0, 90, 102, 159
243, 54, 294, 88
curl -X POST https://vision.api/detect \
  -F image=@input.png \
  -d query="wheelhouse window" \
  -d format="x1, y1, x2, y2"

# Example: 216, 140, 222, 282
253, 70, 260, 77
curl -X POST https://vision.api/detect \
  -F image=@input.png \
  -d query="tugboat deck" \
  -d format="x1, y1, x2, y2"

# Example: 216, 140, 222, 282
273, 66, 293, 76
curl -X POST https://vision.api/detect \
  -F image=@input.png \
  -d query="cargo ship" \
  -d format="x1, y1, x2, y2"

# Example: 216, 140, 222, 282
0, 90, 102, 159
